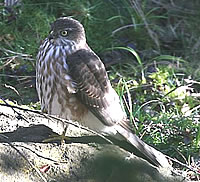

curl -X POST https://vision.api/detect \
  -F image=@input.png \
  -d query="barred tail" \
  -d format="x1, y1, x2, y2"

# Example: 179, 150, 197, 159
115, 124, 171, 168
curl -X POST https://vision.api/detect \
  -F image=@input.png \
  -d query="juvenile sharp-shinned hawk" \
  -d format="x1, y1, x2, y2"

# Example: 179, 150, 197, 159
36, 17, 170, 168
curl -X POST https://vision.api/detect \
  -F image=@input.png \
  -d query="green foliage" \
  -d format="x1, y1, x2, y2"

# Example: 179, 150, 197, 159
109, 48, 200, 165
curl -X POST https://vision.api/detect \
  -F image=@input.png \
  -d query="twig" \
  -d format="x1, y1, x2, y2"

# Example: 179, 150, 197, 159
0, 74, 35, 78
167, 155, 200, 176
0, 134, 48, 182
0, 56, 16, 70
4, 84, 20, 96
12, 144, 60, 163
0, 48, 33, 58
173, 146, 188, 165
0, 102, 113, 145
0, 96, 28, 121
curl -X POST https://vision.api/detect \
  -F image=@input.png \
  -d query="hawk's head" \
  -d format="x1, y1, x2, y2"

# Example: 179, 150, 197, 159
48, 17, 86, 48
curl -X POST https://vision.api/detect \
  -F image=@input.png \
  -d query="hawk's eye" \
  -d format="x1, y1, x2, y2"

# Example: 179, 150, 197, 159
60, 30, 68, 37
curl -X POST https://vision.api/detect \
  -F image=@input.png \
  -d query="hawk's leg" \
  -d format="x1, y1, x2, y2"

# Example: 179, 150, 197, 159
43, 126, 70, 144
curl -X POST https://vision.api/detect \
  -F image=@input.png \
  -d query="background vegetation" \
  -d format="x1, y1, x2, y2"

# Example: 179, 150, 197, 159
1, 0, 200, 180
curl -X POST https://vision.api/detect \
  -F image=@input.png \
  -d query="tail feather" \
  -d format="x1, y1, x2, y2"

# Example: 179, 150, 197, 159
115, 124, 171, 168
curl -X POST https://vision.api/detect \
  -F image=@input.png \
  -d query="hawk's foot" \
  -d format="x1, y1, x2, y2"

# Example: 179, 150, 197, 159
42, 133, 71, 144
43, 127, 70, 144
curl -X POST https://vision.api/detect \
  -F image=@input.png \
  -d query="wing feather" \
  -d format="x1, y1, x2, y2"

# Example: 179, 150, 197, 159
67, 49, 171, 168
67, 49, 126, 126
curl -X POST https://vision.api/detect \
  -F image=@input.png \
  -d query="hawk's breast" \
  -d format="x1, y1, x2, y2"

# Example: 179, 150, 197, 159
36, 40, 88, 121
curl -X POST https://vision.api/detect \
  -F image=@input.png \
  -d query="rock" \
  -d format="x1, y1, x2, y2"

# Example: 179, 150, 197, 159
0, 104, 187, 182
